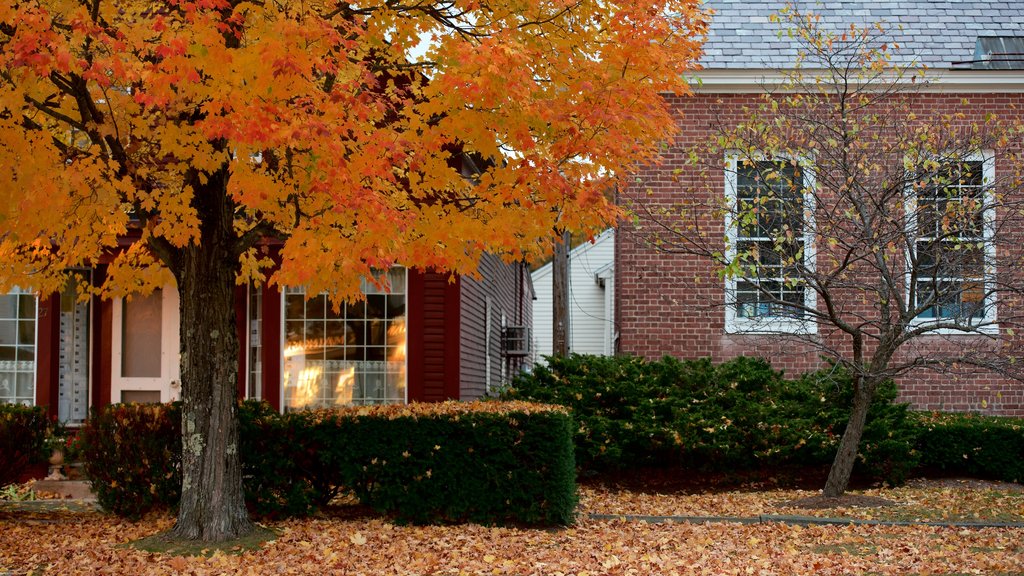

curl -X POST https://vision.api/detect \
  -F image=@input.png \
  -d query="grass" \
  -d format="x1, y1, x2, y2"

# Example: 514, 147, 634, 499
125, 525, 278, 557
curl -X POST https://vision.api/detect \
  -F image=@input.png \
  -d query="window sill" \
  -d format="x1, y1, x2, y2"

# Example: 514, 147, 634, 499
725, 318, 817, 335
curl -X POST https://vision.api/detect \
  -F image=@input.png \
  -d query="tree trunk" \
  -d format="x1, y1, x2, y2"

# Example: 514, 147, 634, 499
822, 377, 877, 497
166, 177, 254, 542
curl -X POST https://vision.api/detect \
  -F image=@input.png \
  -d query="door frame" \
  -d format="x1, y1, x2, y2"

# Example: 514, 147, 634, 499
110, 286, 180, 403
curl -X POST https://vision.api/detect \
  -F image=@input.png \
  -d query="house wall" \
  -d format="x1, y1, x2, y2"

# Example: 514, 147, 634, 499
459, 254, 532, 398
408, 269, 461, 402
532, 229, 616, 361
617, 91, 1024, 416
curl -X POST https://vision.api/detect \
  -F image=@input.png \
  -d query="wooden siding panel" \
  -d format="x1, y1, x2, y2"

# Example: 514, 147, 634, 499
459, 254, 532, 399
92, 266, 112, 408
35, 293, 59, 416
260, 283, 281, 412
532, 230, 615, 360
409, 270, 460, 402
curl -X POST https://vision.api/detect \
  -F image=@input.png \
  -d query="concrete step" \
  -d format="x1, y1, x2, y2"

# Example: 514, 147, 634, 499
29, 480, 96, 501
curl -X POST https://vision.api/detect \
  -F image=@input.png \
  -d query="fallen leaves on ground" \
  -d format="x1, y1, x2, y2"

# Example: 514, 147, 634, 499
0, 506, 1021, 574
578, 478, 1024, 523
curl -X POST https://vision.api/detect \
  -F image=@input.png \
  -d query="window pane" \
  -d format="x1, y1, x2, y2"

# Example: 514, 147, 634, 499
122, 290, 162, 378
0, 289, 36, 404
0, 320, 16, 346
247, 286, 262, 400
912, 158, 991, 322
283, 268, 408, 410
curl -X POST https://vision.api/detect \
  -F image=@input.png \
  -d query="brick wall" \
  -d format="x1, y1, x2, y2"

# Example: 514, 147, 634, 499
617, 91, 1024, 416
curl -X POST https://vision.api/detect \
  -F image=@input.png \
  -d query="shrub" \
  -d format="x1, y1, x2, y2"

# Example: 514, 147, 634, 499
328, 401, 576, 526
80, 399, 575, 525
913, 412, 1024, 483
238, 400, 332, 518
503, 354, 918, 483
0, 404, 49, 486
78, 403, 182, 518
793, 369, 920, 483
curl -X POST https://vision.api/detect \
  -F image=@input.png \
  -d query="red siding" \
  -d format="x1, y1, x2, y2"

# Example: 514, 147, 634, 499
260, 283, 282, 411
408, 269, 461, 402
34, 293, 59, 417
92, 266, 112, 408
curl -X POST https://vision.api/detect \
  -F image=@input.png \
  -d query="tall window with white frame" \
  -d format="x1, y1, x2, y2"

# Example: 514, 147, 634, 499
247, 285, 262, 400
283, 267, 407, 410
726, 158, 814, 332
911, 156, 994, 325
0, 288, 37, 406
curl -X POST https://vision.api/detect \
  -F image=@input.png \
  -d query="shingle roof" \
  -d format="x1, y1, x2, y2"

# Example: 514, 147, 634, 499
701, 1, 1024, 70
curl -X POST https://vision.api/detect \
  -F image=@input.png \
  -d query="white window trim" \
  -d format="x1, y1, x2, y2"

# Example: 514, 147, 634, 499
905, 151, 998, 335
724, 154, 817, 335
0, 287, 39, 406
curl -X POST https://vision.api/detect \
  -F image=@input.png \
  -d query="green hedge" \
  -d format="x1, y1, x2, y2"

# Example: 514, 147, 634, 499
0, 403, 49, 486
913, 412, 1024, 483
324, 401, 576, 526
78, 403, 182, 518
502, 354, 918, 483
238, 401, 339, 518
80, 400, 576, 526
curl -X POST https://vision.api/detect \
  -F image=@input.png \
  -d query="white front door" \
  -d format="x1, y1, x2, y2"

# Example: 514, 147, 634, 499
111, 286, 180, 403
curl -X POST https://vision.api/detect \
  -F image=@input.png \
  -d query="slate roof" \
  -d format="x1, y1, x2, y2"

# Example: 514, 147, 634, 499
701, 1, 1024, 70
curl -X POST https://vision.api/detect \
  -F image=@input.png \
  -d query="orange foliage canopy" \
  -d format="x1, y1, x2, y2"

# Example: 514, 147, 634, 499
0, 0, 706, 298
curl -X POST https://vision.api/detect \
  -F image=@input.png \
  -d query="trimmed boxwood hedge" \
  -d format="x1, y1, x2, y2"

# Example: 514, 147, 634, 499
79, 400, 577, 526
320, 401, 577, 526
914, 412, 1024, 483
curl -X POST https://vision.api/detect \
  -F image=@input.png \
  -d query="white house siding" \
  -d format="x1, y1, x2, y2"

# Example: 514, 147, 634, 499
531, 229, 616, 361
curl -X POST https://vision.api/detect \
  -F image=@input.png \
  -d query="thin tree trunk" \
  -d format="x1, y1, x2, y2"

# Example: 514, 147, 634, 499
167, 176, 254, 542
822, 378, 877, 497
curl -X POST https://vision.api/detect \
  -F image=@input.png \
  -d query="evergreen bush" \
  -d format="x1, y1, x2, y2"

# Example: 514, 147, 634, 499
914, 412, 1024, 483
502, 354, 919, 483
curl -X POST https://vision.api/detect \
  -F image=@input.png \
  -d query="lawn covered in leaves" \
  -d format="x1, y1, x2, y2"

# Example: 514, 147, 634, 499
1, 482, 1022, 575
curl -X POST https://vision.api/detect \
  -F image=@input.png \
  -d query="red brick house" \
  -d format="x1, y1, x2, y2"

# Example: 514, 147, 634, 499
617, 1, 1024, 416
2, 251, 532, 424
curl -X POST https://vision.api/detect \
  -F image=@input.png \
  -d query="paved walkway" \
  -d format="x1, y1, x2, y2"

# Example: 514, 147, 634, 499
587, 512, 1024, 529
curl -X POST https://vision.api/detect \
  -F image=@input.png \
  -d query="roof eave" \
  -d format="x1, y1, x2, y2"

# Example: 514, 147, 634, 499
684, 68, 1024, 93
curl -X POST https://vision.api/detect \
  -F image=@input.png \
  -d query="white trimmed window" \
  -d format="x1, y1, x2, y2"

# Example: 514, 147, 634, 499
0, 288, 37, 406
282, 268, 407, 410
724, 157, 816, 334
909, 153, 996, 328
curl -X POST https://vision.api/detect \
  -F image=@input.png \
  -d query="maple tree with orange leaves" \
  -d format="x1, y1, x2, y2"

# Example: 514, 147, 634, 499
0, 0, 708, 542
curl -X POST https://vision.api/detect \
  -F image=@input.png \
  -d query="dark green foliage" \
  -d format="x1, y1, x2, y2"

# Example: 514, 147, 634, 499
78, 403, 182, 518
0, 403, 49, 486
502, 354, 918, 483
80, 399, 575, 526
237, 401, 338, 518
913, 412, 1024, 483
327, 406, 577, 526
792, 370, 920, 484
